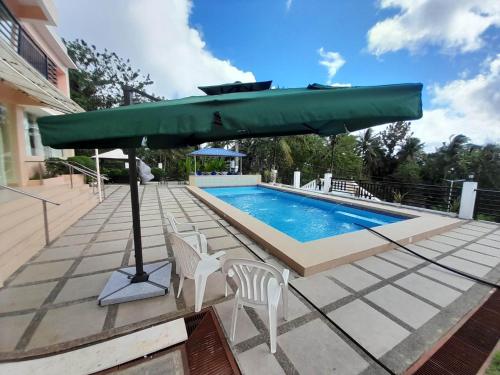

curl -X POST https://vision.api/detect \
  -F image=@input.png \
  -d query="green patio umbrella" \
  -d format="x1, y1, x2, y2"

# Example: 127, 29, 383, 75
38, 82, 423, 305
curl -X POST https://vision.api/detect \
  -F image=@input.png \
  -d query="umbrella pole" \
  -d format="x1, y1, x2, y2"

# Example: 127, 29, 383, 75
128, 148, 148, 282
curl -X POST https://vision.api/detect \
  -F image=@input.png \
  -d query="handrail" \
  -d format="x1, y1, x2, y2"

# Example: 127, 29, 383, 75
1, 184, 59, 245
0, 184, 59, 205
67, 160, 109, 180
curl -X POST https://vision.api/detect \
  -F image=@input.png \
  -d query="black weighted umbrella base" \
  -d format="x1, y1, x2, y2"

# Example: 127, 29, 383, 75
98, 261, 171, 306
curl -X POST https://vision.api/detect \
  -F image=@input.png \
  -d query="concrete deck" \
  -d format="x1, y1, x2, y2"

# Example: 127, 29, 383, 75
0, 184, 499, 375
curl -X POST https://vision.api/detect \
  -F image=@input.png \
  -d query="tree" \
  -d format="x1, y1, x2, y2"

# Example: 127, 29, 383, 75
330, 134, 363, 178
65, 39, 156, 111
358, 128, 383, 178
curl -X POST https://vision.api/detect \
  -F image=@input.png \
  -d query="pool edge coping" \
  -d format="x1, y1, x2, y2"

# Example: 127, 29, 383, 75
187, 185, 464, 276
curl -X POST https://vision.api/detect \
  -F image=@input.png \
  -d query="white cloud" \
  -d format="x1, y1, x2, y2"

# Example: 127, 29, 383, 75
412, 54, 500, 150
127, 0, 255, 98
285, 0, 292, 12
367, 0, 500, 56
318, 48, 346, 84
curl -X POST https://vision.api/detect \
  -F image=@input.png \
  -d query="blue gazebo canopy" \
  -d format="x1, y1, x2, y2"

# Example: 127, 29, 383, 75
189, 147, 246, 157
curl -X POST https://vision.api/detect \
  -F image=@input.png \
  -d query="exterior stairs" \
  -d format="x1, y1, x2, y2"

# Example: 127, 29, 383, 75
0, 175, 100, 286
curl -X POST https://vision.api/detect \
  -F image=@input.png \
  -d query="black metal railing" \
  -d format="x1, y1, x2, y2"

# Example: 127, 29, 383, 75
474, 189, 500, 223
0, 0, 57, 85
330, 177, 462, 213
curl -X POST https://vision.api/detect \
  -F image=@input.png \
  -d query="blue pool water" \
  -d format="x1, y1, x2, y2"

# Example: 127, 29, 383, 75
204, 186, 407, 243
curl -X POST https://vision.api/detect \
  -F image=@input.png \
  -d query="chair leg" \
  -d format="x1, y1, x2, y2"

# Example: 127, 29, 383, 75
268, 304, 278, 354
194, 274, 208, 312
177, 273, 184, 298
230, 299, 239, 342
282, 286, 288, 321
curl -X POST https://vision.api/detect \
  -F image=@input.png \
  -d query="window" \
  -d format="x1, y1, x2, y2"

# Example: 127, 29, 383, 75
24, 112, 43, 156
0, 103, 16, 185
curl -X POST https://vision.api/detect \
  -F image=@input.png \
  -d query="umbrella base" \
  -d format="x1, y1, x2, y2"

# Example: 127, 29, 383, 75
98, 261, 172, 306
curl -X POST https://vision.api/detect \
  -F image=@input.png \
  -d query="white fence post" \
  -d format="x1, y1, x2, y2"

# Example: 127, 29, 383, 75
459, 181, 478, 219
323, 173, 332, 193
293, 171, 301, 188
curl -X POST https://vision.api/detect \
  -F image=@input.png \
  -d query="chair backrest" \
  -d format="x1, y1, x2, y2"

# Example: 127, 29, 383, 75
165, 213, 179, 233
168, 233, 202, 278
223, 259, 285, 306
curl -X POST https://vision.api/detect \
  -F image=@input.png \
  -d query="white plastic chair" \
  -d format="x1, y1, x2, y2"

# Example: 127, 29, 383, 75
223, 258, 289, 353
168, 233, 225, 312
165, 213, 207, 254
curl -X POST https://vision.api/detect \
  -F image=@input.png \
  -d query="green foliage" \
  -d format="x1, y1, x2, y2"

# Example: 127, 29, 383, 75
104, 168, 129, 183
64, 39, 156, 111
486, 352, 500, 375
44, 157, 67, 177
201, 158, 226, 172
67, 155, 96, 171
393, 160, 421, 183
393, 190, 408, 204
151, 167, 166, 181
330, 134, 363, 178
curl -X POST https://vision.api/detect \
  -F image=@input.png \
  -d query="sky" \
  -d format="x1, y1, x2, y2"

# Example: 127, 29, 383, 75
53, 0, 500, 151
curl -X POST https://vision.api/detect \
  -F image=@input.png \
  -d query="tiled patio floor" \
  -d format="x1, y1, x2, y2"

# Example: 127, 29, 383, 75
1, 184, 499, 375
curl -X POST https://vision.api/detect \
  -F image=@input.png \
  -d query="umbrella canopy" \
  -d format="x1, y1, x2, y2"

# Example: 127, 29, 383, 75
91, 148, 139, 160
38, 83, 423, 150
189, 148, 246, 157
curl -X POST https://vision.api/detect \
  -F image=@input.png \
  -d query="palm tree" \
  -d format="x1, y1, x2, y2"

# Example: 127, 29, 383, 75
358, 129, 382, 178
398, 137, 424, 162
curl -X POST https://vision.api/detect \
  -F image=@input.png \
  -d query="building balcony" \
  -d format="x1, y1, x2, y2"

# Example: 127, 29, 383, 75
0, 0, 57, 86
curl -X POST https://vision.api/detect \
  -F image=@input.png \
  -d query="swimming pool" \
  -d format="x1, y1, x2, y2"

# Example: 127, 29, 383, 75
203, 186, 407, 242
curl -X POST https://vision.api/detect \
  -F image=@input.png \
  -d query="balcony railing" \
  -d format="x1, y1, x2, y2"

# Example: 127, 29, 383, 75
0, 0, 57, 85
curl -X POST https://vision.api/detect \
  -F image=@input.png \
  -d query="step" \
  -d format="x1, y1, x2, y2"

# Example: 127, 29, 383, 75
0, 185, 101, 286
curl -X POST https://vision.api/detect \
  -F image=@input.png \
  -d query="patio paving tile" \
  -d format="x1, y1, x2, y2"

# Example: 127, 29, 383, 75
365, 285, 439, 329
470, 221, 498, 229
221, 247, 257, 260
140, 226, 164, 236
445, 231, 477, 242
195, 221, 220, 229
237, 343, 285, 375
181, 271, 227, 309
477, 238, 500, 249
64, 225, 102, 236
208, 236, 241, 250
115, 292, 178, 327
395, 273, 461, 307
141, 219, 163, 228
378, 250, 424, 269
73, 253, 124, 275
461, 223, 491, 233
429, 235, 468, 247
354, 256, 405, 278
95, 230, 130, 243
0, 313, 35, 351
453, 249, 500, 267
27, 300, 108, 350
54, 272, 112, 304
11, 260, 74, 285
247, 243, 272, 259
85, 239, 128, 255
128, 246, 167, 265
465, 243, 500, 257
325, 264, 381, 292
188, 215, 213, 223
418, 264, 475, 291
0, 282, 57, 313
73, 218, 106, 227
254, 290, 310, 328
215, 299, 259, 344
439, 255, 491, 277
329, 299, 410, 358
414, 239, 455, 253
34, 245, 86, 262
279, 319, 369, 375
51, 234, 95, 247
290, 274, 349, 307
140, 235, 166, 248
452, 227, 486, 237
107, 216, 132, 224
200, 227, 229, 238
102, 222, 132, 232
405, 244, 442, 259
